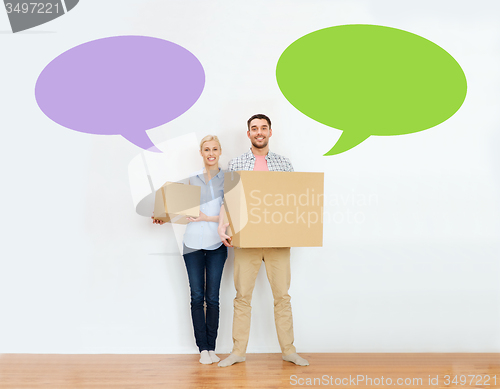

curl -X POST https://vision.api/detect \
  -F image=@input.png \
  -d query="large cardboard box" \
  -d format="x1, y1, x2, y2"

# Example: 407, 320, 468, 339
224, 171, 324, 247
153, 182, 200, 224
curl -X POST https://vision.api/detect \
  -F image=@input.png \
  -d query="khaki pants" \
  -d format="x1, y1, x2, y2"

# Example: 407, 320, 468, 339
232, 247, 296, 356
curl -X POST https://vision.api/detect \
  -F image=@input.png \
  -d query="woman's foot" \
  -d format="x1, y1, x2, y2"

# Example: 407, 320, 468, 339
199, 350, 212, 364
208, 351, 220, 363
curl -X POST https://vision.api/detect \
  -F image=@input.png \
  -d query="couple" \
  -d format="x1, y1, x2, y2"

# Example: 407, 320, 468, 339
153, 114, 309, 367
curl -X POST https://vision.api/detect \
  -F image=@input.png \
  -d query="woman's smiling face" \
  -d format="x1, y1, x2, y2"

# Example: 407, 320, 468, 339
200, 140, 221, 167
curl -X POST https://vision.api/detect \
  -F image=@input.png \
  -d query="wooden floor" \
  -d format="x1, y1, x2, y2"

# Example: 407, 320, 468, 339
0, 353, 499, 389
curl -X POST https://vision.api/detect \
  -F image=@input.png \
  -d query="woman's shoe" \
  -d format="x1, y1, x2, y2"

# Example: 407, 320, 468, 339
208, 351, 220, 363
199, 350, 212, 364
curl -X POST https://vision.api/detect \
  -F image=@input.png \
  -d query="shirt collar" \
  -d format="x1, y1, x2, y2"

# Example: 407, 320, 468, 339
196, 167, 222, 182
247, 148, 274, 160
245, 149, 255, 159
194, 168, 204, 179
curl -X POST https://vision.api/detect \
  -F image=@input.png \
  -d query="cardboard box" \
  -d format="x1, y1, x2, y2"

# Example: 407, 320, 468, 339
153, 182, 201, 224
224, 171, 324, 247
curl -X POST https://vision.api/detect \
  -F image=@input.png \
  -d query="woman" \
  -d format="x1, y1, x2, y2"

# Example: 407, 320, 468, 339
153, 135, 227, 365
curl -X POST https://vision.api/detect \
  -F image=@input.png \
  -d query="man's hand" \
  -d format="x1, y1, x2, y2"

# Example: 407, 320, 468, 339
151, 216, 165, 225
187, 211, 209, 223
218, 222, 233, 247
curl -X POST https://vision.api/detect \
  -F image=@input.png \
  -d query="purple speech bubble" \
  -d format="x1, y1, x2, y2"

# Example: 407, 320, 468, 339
35, 36, 205, 152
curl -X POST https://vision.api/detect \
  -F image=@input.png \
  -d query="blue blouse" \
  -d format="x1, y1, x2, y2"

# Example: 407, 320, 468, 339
183, 168, 224, 250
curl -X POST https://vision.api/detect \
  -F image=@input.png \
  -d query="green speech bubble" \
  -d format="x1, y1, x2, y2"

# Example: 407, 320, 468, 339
276, 25, 467, 155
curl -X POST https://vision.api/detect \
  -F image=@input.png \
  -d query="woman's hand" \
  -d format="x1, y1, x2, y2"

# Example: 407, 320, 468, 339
151, 216, 165, 225
218, 222, 233, 247
187, 211, 209, 223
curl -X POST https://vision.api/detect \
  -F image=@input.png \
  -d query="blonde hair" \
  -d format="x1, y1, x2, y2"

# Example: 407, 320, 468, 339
200, 135, 222, 151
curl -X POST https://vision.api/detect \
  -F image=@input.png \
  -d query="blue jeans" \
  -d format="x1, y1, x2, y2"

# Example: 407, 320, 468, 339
183, 244, 227, 352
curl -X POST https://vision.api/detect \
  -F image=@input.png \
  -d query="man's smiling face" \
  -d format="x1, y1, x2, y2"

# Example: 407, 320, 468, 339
247, 118, 272, 149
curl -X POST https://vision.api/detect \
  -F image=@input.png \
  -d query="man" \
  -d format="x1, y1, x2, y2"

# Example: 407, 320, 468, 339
217, 114, 309, 367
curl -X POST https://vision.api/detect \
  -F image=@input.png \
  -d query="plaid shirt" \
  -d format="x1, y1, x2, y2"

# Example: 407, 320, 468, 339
228, 149, 294, 172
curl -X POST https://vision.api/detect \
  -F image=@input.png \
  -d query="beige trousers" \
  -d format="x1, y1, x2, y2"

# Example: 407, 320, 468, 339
232, 247, 296, 356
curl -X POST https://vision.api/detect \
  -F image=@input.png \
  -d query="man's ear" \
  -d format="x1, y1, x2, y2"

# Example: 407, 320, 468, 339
247, 130, 251, 139
269, 128, 273, 138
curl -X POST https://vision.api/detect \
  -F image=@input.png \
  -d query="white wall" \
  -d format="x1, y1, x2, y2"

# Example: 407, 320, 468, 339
0, 0, 499, 354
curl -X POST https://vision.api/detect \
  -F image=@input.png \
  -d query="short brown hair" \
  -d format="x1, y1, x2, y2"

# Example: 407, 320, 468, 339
247, 114, 271, 129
